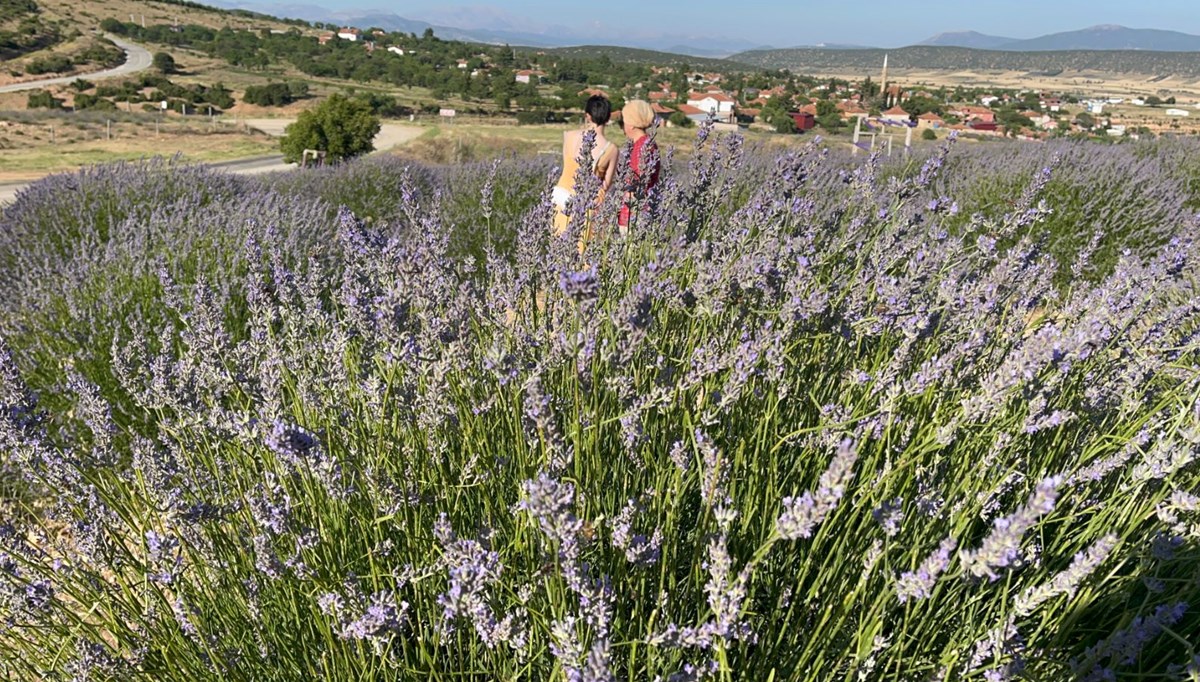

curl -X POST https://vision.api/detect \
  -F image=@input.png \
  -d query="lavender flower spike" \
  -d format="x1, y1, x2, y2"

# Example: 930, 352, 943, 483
776, 438, 859, 540
895, 536, 957, 603
1014, 534, 1118, 617
961, 476, 1063, 582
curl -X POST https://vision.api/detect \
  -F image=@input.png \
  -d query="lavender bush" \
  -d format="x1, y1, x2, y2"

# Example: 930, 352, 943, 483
1, 130, 1198, 680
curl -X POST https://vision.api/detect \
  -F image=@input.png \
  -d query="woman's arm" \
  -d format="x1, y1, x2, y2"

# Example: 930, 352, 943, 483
601, 150, 617, 192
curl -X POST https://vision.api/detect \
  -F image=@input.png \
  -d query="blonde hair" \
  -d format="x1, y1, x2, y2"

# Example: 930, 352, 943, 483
622, 100, 656, 131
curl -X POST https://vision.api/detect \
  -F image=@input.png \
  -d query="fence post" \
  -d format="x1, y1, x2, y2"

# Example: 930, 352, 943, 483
107, 119, 111, 140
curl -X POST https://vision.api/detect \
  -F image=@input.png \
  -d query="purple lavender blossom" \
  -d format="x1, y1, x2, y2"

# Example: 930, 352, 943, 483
1014, 534, 1117, 616
776, 439, 858, 540
895, 537, 957, 603
961, 476, 1063, 581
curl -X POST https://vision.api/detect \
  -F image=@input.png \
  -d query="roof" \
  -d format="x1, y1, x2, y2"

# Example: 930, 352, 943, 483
676, 104, 707, 116
649, 91, 675, 101
918, 112, 944, 120
883, 106, 910, 116
688, 92, 735, 103
797, 103, 817, 116
651, 103, 674, 114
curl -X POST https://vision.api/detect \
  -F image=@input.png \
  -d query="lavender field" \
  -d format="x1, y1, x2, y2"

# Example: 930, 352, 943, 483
1, 129, 1198, 681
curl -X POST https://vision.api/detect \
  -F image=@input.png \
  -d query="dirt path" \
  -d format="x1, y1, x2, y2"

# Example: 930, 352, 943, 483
0, 35, 153, 94
239, 118, 424, 151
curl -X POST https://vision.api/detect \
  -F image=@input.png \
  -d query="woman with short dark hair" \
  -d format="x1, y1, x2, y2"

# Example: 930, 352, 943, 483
552, 95, 619, 239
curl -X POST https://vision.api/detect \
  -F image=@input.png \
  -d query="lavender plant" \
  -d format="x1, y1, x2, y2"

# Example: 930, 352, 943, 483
1, 132, 1198, 680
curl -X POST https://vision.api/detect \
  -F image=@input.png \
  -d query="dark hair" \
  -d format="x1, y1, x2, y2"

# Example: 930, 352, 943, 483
585, 95, 611, 126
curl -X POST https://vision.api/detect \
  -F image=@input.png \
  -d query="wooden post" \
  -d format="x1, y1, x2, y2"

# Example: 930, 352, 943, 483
106, 119, 111, 140
887, 134, 893, 157
904, 125, 913, 155
50, 126, 54, 144
852, 116, 862, 156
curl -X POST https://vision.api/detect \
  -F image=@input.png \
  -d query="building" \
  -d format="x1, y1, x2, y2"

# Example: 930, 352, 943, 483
952, 105, 996, 124
337, 27, 361, 41
916, 112, 944, 129
387, 46, 406, 56
881, 105, 911, 124
317, 31, 335, 45
686, 92, 736, 123
788, 111, 816, 130
456, 59, 469, 69
1166, 108, 1191, 117
514, 69, 545, 84
648, 91, 676, 103
676, 104, 711, 124
651, 103, 674, 125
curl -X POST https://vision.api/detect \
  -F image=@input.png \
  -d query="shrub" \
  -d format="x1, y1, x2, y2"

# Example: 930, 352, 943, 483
26, 89, 60, 109
922, 127, 938, 141
25, 53, 72, 74
243, 82, 294, 107
152, 51, 176, 74
280, 93, 380, 163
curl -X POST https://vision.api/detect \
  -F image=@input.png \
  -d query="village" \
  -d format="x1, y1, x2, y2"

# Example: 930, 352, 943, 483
310, 26, 1200, 145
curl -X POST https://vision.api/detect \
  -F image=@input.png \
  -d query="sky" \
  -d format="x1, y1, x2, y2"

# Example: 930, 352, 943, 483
283, 0, 1200, 47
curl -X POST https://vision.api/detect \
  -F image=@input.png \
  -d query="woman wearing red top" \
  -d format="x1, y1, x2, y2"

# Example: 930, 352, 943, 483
618, 100, 660, 235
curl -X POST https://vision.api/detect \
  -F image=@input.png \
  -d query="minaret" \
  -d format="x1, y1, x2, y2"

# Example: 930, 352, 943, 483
880, 54, 889, 107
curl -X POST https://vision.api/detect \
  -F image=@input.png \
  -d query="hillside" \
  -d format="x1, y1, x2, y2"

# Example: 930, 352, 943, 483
535, 45, 745, 72
731, 45, 1200, 79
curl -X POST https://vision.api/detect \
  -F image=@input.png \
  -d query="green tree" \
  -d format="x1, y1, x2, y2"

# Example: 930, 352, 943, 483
668, 111, 694, 128
921, 128, 937, 141
280, 93, 380, 164
774, 114, 797, 134
152, 51, 176, 74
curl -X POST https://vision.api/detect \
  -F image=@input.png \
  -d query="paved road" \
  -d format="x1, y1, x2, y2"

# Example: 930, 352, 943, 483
0, 35, 153, 94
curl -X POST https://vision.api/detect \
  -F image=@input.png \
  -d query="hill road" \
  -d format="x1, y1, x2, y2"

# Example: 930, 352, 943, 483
0, 35, 153, 94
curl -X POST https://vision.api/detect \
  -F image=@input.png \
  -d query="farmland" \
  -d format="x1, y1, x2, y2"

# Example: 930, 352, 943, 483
0, 126, 1198, 679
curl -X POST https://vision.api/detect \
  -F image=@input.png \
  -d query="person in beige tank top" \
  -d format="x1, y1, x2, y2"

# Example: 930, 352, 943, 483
552, 95, 618, 241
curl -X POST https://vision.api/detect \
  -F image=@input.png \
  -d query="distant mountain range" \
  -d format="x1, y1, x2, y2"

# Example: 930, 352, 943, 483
206, 1, 768, 57
917, 25, 1200, 51
919, 31, 1018, 50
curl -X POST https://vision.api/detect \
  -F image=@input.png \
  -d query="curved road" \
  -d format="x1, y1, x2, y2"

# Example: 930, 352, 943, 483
0, 35, 153, 94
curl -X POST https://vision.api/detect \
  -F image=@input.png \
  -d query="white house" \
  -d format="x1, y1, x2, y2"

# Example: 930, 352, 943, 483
515, 69, 545, 84
686, 92, 735, 116
1088, 101, 1106, 114
1107, 125, 1127, 137
1131, 98, 1146, 106
387, 46, 406, 56
979, 95, 1000, 107
337, 27, 361, 41
1166, 108, 1190, 117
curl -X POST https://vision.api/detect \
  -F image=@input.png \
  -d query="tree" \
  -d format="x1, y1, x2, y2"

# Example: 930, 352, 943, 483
280, 93, 380, 164
153, 51, 176, 74
921, 128, 937, 141
774, 114, 797, 134
668, 111, 694, 128
1075, 111, 1095, 129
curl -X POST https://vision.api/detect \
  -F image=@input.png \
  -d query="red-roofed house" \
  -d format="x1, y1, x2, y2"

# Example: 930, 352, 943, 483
882, 105, 911, 123
917, 112, 944, 129
951, 105, 995, 124
676, 103, 710, 124
515, 69, 545, 84
686, 92, 736, 123
317, 31, 335, 45
337, 27, 361, 41
649, 91, 676, 102
651, 103, 674, 124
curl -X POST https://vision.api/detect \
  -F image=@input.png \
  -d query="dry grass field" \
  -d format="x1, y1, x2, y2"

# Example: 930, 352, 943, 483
0, 116, 278, 180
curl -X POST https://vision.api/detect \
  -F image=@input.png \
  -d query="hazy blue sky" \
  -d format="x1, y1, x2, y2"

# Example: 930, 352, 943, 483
295, 0, 1200, 46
